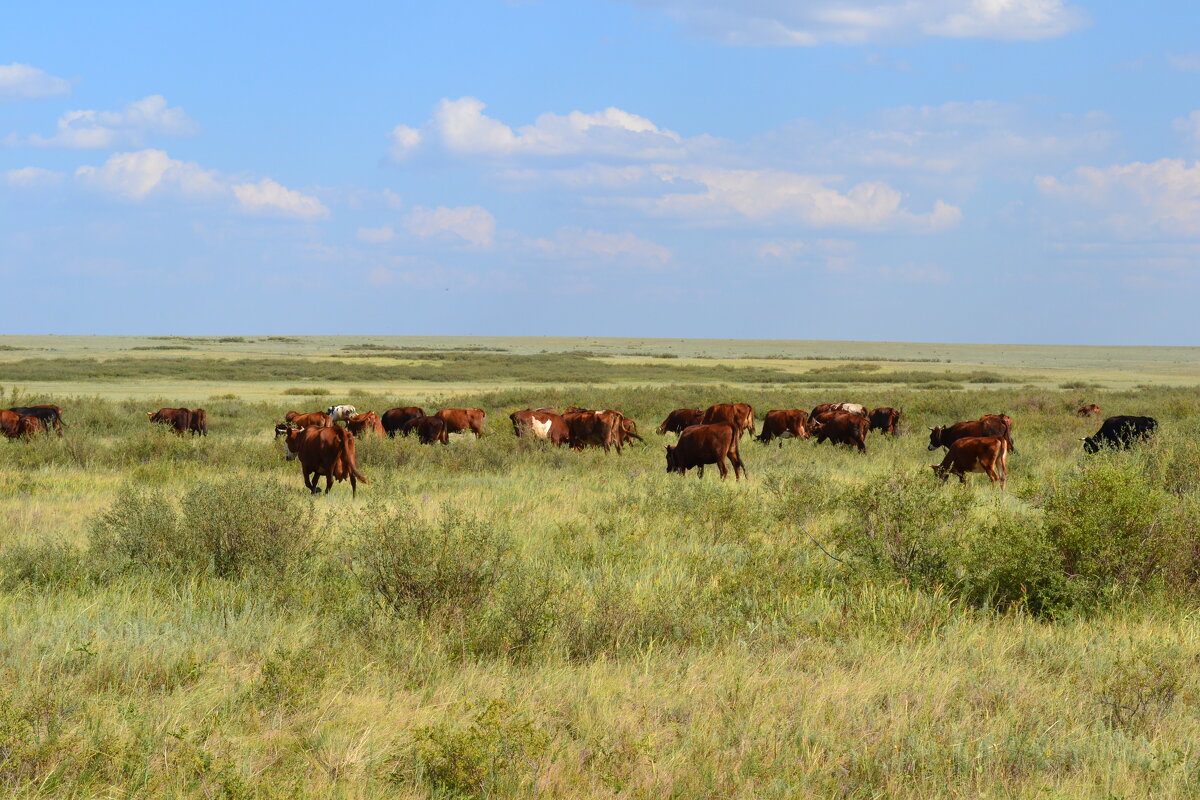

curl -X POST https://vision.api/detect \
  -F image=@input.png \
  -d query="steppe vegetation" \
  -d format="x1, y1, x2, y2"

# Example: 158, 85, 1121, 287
0, 337, 1197, 798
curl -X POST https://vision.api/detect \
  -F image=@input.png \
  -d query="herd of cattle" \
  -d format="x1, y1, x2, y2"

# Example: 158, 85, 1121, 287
0, 400, 1161, 496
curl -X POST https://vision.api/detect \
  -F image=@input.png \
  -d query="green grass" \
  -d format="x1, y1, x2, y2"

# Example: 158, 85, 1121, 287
0, 339, 1197, 797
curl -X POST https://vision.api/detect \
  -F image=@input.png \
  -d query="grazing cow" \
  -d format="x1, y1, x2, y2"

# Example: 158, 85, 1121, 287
811, 402, 868, 419
188, 408, 207, 437
563, 409, 623, 453
868, 407, 901, 435
435, 408, 486, 438
327, 405, 359, 425
402, 414, 449, 445
928, 416, 1013, 453
0, 411, 45, 440
757, 409, 810, 446
702, 403, 756, 438
273, 423, 367, 496
346, 411, 385, 438
931, 436, 1008, 489
666, 422, 746, 480
1083, 415, 1158, 454
1077, 404, 1102, 418
811, 411, 869, 453
381, 407, 425, 437
148, 408, 192, 435
10, 405, 64, 436
510, 409, 569, 446
284, 410, 333, 430
658, 408, 703, 436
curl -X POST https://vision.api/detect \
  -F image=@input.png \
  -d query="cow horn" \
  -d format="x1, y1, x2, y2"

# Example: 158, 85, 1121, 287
1078, 437, 1087, 441
927, 426, 934, 430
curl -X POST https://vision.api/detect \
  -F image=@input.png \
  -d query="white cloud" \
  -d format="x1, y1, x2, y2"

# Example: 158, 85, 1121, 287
232, 178, 328, 220
75, 149, 222, 199
74, 149, 327, 221
627, 0, 1086, 45
1037, 159, 1200, 236
395, 97, 691, 160
4, 166, 64, 188
1175, 111, 1200, 148
532, 227, 672, 265
406, 205, 496, 246
755, 238, 857, 271
0, 63, 70, 101
19, 95, 196, 148
638, 165, 960, 230
357, 225, 395, 243
1168, 53, 1200, 72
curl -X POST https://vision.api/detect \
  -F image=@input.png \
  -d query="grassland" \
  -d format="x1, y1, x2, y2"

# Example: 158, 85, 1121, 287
0, 337, 1198, 798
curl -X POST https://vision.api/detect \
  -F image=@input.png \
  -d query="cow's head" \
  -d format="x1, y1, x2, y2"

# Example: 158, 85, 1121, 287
1082, 436, 1100, 455
665, 444, 679, 473
927, 426, 944, 451
274, 423, 292, 439
930, 464, 950, 482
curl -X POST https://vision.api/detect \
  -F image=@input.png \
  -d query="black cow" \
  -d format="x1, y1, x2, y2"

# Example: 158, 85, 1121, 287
1083, 415, 1158, 454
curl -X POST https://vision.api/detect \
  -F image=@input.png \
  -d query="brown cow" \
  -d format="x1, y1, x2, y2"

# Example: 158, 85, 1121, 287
284, 410, 333, 429
510, 409, 569, 446
811, 411, 868, 453
812, 402, 868, 419
932, 436, 1008, 489
188, 408, 207, 437
928, 416, 1014, 453
0, 411, 45, 439
666, 422, 746, 480
1077, 404, 1101, 418
435, 408, 486, 438
658, 408, 703, 436
346, 411, 385, 438
614, 413, 643, 447
381, 406, 425, 437
868, 407, 901, 435
403, 415, 449, 445
148, 407, 192, 435
10, 405, 63, 436
756, 409, 810, 446
273, 423, 368, 496
563, 409, 623, 453
702, 403, 755, 438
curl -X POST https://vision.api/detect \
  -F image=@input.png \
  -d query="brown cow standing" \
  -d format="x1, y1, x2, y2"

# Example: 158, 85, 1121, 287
510, 409, 569, 446
382, 407, 425, 437
666, 422, 746, 480
347, 411, 385, 438
702, 403, 755, 438
811, 411, 869, 453
931, 436, 1008, 489
273, 423, 368, 496
10, 405, 63, 436
403, 415, 449, 445
435, 408, 485, 438
148, 408, 192, 435
928, 416, 1015, 453
0, 411, 45, 439
812, 402, 868, 419
868, 407, 901, 435
756, 409, 810, 446
189, 408, 207, 437
563, 409, 623, 453
1077, 404, 1101, 418
658, 408, 703, 436
284, 410, 333, 429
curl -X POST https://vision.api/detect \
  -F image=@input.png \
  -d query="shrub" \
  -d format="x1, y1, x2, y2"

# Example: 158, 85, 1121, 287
0, 541, 93, 591
350, 502, 512, 618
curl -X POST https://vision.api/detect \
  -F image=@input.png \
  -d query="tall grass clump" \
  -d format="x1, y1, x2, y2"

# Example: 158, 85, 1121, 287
89, 477, 317, 579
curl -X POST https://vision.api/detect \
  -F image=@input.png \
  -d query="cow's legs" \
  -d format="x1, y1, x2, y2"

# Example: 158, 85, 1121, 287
716, 458, 729, 479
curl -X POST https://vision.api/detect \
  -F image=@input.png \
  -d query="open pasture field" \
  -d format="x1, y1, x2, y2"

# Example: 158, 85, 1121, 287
0, 337, 1198, 798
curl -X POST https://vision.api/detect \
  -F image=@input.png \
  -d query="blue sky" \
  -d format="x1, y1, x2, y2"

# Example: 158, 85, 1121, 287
1, 0, 1197, 343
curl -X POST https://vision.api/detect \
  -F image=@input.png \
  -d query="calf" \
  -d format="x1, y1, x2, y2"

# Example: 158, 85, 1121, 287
1083, 415, 1158, 454
346, 411, 385, 437
658, 408, 703, 436
0, 411, 46, 440
274, 423, 368, 496
403, 415, 449, 445
931, 436, 1008, 489
811, 411, 868, 453
326, 404, 358, 425
666, 422, 746, 480
563, 409, 623, 453
511, 409, 569, 446
868, 407, 901, 435
702, 403, 755, 438
757, 409, 810, 446
435, 408, 486, 438
615, 414, 643, 447
284, 410, 332, 429
1077, 404, 1101, 418
382, 406, 425, 437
